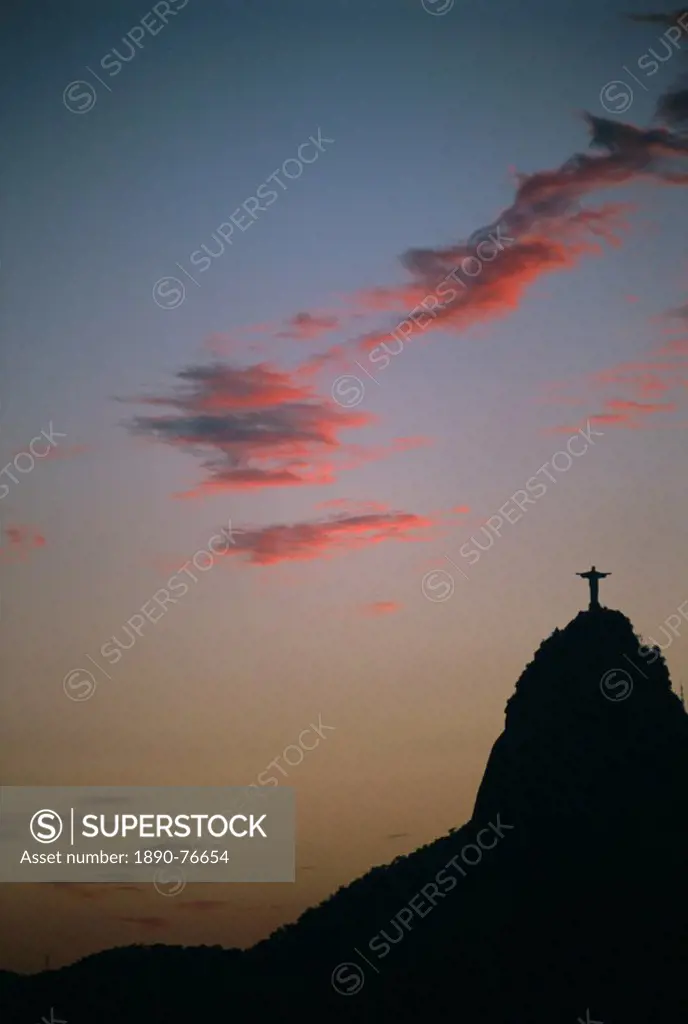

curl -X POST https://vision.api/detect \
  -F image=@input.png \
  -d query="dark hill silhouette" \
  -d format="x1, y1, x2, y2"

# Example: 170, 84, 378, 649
3, 605, 687, 1023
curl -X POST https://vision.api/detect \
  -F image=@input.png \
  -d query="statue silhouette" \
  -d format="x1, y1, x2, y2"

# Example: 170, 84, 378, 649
3, 596, 688, 1024
576, 565, 611, 610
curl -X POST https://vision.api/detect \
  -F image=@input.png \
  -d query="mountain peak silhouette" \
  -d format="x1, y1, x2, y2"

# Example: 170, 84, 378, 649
474, 605, 687, 827
3, 602, 687, 1023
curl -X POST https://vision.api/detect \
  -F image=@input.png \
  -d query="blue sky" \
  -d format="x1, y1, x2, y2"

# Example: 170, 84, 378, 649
1, 0, 687, 971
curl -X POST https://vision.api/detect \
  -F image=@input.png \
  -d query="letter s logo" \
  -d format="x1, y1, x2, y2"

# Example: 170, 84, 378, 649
30, 809, 63, 844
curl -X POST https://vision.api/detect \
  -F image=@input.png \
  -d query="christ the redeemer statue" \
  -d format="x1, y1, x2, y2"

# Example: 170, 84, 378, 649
576, 565, 611, 610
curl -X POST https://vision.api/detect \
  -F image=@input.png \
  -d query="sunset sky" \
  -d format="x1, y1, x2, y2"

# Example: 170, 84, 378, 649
1, 0, 687, 972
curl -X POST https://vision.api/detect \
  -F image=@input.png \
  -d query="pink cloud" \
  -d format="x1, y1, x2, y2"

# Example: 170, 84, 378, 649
543, 312, 688, 432
0, 524, 46, 561
212, 508, 436, 566
361, 600, 401, 616
227, 104, 688, 378
276, 311, 341, 341
125, 361, 378, 495
125, 360, 433, 497
40, 444, 91, 461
